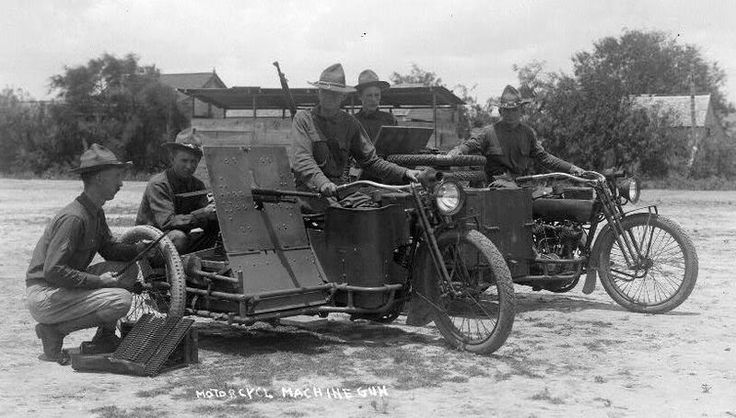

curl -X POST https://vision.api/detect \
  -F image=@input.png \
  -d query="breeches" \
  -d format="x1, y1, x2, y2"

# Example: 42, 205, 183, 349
25, 261, 136, 325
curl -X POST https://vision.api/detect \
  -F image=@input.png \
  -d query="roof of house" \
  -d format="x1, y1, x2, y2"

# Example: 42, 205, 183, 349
180, 84, 464, 110
631, 94, 711, 127
159, 71, 227, 90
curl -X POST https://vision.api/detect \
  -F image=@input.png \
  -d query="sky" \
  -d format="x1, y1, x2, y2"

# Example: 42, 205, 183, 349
2, 0, 736, 106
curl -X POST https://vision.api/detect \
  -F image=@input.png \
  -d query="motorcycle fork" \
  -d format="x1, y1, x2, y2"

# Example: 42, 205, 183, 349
410, 185, 454, 295
598, 186, 655, 269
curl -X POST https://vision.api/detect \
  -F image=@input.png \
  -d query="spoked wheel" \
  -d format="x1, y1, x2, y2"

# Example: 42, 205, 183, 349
420, 229, 515, 354
598, 214, 698, 313
120, 226, 186, 321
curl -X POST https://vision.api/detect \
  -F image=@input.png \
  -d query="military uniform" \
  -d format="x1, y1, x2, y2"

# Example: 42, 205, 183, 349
26, 192, 139, 324
354, 109, 398, 143
454, 121, 577, 180
291, 105, 407, 192
27, 144, 140, 363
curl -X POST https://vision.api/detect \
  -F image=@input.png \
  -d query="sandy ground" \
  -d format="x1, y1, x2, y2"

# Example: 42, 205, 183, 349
0, 178, 734, 417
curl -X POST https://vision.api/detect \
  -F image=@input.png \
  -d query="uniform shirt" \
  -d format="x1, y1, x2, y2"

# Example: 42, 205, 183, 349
455, 121, 576, 178
290, 105, 407, 192
136, 169, 208, 232
26, 193, 138, 288
354, 109, 398, 143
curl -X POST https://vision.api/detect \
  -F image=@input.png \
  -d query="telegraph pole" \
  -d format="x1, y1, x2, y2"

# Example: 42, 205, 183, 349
686, 63, 698, 175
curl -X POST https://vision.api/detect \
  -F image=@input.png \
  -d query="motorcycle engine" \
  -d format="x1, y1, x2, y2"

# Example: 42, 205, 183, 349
532, 220, 585, 260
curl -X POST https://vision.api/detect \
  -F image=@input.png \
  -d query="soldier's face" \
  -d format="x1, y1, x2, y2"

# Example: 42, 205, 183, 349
500, 107, 522, 126
171, 149, 201, 179
318, 89, 346, 114
95, 167, 125, 201
359, 86, 381, 112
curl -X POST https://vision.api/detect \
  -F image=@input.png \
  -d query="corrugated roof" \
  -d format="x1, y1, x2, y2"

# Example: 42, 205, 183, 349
180, 84, 464, 110
160, 72, 227, 90
631, 94, 711, 127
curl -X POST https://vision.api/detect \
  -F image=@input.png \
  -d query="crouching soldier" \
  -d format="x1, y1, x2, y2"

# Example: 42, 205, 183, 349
136, 128, 218, 253
26, 144, 148, 364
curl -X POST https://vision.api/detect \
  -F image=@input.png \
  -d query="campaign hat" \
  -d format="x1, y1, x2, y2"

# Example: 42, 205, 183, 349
355, 69, 390, 92
71, 143, 132, 174
497, 85, 532, 109
162, 128, 204, 157
308, 63, 356, 93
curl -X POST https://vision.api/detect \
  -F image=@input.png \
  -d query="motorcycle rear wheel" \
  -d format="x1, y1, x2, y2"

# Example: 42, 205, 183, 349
598, 214, 698, 313
420, 229, 515, 354
120, 226, 186, 321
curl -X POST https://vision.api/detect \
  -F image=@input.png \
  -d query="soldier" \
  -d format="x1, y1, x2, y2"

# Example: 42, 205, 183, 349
26, 144, 146, 364
448, 85, 584, 188
291, 63, 420, 211
353, 69, 397, 143
136, 128, 218, 253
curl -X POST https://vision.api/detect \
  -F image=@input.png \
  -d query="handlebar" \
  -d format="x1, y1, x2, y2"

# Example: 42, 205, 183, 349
516, 171, 606, 184
337, 180, 413, 193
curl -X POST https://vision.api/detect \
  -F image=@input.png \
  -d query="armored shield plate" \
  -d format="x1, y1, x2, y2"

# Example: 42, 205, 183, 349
204, 146, 273, 253
204, 145, 326, 301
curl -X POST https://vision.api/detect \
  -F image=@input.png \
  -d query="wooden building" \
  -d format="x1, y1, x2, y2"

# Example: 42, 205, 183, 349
631, 94, 729, 167
160, 71, 227, 119
180, 84, 465, 152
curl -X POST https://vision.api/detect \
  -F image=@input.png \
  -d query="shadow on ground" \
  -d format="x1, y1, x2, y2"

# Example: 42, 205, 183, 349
513, 291, 699, 316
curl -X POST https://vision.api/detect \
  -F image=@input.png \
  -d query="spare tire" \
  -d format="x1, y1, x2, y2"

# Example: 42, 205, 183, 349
387, 154, 486, 168
442, 170, 487, 183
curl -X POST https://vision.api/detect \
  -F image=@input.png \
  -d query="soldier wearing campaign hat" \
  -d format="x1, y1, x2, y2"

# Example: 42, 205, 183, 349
354, 69, 398, 143
449, 85, 584, 188
291, 63, 420, 210
26, 144, 147, 364
136, 128, 218, 253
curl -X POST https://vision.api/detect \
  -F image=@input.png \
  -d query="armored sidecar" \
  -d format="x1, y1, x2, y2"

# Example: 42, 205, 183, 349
122, 145, 516, 354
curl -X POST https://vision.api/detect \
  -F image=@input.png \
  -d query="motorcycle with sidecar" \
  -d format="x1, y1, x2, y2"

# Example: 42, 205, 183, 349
384, 153, 699, 313
121, 145, 516, 354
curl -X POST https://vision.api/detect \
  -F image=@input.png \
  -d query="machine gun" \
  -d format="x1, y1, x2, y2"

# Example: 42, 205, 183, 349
273, 61, 298, 118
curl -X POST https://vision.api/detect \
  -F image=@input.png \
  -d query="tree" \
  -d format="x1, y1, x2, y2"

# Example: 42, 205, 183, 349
515, 30, 735, 178
49, 53, 188, 172
0, 88, 56, 174
390, 63, 443, 87
573, 30, 733, 121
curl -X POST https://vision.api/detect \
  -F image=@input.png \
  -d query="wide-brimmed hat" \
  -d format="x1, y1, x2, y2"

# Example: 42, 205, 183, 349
162, 128, 204, 157
308, 63, 356, 93
497, 85, 532, 109
71, 143, 132, 174
355, 69, 390, 92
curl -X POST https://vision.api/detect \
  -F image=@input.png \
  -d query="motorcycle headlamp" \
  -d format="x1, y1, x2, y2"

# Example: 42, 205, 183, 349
617, 177, 641, 204
435, 181, 465, 215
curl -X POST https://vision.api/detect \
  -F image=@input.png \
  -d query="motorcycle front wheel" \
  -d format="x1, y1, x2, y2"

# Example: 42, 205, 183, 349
598, 214, 698, 313
418, 229, 515, 354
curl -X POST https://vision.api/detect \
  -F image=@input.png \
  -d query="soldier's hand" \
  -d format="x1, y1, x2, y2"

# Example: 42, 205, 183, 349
171, 214, 193, 227
99, 272, 121, 288
319, 182, 338, 197
446, 148, 463, 157
570, 166, 585, 177
404, 169, 421, 183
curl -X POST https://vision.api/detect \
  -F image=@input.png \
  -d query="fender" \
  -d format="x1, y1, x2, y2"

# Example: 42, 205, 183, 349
582, 209, 658, 294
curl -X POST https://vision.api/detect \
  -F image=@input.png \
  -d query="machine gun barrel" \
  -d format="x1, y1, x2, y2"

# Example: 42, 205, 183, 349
251, 188, 322, 199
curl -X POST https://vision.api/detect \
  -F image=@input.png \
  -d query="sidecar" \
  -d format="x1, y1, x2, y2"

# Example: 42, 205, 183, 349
126, 145, 410, 323
123, 143, 516, 354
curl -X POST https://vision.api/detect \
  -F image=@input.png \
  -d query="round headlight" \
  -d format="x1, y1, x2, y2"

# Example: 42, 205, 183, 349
435, 181, 465, 215
618, 177, 641, 203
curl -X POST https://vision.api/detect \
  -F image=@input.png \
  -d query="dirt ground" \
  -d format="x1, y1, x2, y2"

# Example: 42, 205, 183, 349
1, 178, 734, 418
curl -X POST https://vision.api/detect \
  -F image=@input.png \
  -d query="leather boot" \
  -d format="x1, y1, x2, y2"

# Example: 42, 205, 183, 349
81, 327, 121, 354
35, 323, 70, 365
